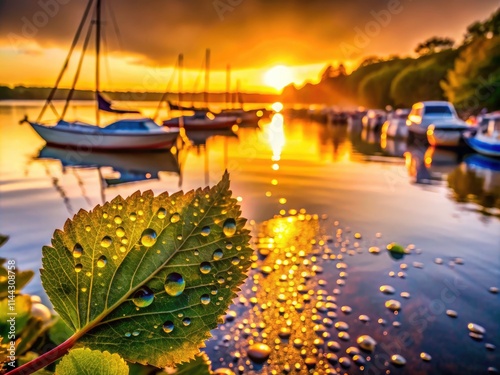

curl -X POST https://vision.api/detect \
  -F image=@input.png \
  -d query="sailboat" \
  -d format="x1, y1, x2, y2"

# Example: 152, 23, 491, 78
161, 51, 239, 131
21, 0, 179, 151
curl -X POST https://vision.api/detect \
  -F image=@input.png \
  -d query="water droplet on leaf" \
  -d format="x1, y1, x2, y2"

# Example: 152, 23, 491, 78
164, 272, 185, 296
223, 218, 237, 237
132, 286, 155, 307
200, 262, 212, 274
73, 243, 83, 258
140, 228, 158, 247
97, 256, 107, 268
100, 236, 112, 248
163, 321, 174, 333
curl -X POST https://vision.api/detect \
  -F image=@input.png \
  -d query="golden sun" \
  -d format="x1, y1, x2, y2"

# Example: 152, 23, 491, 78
263, 65, 294, 91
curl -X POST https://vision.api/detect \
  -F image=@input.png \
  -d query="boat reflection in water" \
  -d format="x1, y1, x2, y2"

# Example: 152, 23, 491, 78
447, 154, 500, 218
37, 146, 182, 187
404, 145, 463, 185
184, 128, 239, 186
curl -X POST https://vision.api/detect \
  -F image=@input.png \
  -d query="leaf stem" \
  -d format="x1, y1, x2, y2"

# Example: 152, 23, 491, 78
9, 335, 78, 375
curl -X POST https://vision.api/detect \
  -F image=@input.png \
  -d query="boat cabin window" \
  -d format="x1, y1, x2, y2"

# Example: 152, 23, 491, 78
424, 105, 453, 116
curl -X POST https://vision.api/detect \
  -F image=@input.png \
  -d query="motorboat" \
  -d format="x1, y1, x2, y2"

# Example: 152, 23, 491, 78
406, 101, 461, 141
426, 118, 471, 148
381, 108, 410, 139
464, 115, 500, 157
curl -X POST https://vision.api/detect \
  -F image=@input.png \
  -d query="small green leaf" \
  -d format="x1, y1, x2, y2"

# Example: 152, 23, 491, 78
173, 353, 211, 375
41, 173, 252, 367
0, 234, 8, 248
0, 294, 32, 336
55, 348, 129, 375
0, 258, 35, 298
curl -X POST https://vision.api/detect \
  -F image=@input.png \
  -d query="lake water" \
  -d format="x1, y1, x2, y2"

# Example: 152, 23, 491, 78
0, 101, 499, 374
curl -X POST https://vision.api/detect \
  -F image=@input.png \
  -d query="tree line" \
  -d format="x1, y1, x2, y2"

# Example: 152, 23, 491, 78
281, 8, 500, 116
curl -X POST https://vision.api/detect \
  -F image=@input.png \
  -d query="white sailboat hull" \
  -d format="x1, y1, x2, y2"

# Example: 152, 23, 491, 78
29, 122, 179, 151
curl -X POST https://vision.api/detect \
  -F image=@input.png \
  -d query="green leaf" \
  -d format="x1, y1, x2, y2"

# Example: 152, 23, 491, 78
41, 172, 252, 367
0, 258, 35, 298
55, 348, 129, 375
0, 294, 32, 337
172, 353, 211, 375
0, 234, 8, 248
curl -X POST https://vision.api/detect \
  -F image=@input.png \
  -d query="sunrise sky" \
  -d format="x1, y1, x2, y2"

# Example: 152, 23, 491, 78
0, 0, 498, 94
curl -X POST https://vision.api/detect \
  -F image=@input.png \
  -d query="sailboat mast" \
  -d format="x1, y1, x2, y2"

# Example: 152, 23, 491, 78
226, 64, 231, 109
95, 0, 101, 126
178, 54, 184, 129
204, 48, 210, 107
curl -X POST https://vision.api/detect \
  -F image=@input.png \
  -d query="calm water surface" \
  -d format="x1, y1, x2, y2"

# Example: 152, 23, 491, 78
0, 101, 498, 374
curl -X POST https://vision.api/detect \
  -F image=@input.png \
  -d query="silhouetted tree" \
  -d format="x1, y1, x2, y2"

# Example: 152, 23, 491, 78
415, 37, 455, 55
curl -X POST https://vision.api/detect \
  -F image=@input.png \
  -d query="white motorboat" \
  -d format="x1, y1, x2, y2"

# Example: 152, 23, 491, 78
464, 115, 500, 157
426, 118, 471, 147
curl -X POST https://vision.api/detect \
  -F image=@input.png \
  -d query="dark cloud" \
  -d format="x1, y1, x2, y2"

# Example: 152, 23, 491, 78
0, 0, 498, 69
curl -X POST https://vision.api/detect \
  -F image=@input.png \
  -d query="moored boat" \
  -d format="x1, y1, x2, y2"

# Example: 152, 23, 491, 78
22, 0, 179, 151
464, 115, 500, 157
27, 118, 179, 151
426, 119, 471, 148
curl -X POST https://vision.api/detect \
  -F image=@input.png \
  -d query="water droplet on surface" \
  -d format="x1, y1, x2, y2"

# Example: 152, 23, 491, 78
391, 354, 406, 366
170, 213, 181, 223
420, 352, 432, 361
74, 264, 83, 273
223, 218, 237, 237
114, 215, 122, 224
200, 294, 210, 305
164, 272, 185, 296
140, 228, 158, 247
231, 257, 240, 265
132, 330, 140, 336
100, 236, 112, 248
247, 343, 271, 363
357, 335, 377, 352
200, 262, 212, 274
73, 243, 83, 258
200, 226, 211, 237
85, 225, 91, 232
468, 323, 486, 335
112, 227, 124, 238
335, 321, 349, 331
162, 321, 174, 333
359, 314, 370, 323
213, 249, 223, 261
124, 332, 131, 337
338, 332, 350, 341
489, 287, 499, 294
132, 286, 155, 307
446, 309, 458, 318
339, 357, 351, 368
157, 207, 167, 219
385, 299, 401, 311
380, 285, 395, 294
129, 212, 137, 221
